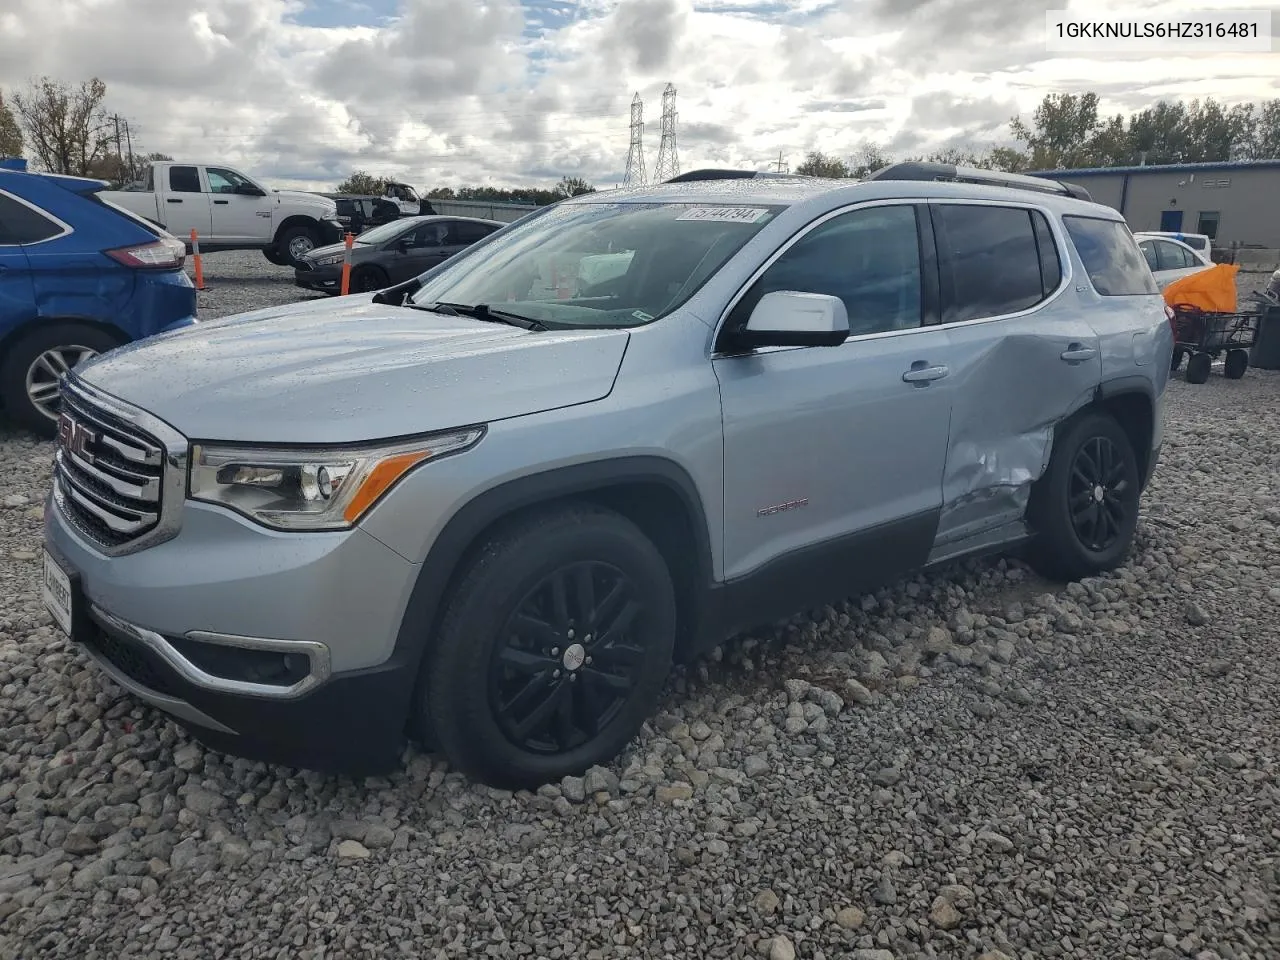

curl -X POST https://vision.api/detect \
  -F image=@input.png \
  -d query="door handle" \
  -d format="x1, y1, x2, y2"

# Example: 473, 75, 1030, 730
1061, 344, 1097, 362
902, 361, 949, 384
213, 200, 229, 205
166, 198, 183, 204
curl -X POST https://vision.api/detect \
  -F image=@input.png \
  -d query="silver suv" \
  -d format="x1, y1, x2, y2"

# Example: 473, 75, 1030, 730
41, 163, 1175, 788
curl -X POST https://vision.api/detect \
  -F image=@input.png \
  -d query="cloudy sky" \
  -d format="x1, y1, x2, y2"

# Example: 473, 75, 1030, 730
0, 0, 1277, 191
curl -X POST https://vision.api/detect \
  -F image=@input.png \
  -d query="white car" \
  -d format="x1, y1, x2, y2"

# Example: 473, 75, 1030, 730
1134, 232, 1213, 289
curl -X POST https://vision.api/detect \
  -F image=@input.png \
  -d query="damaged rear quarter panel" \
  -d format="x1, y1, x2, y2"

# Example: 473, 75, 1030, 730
935, 291, 1103, 548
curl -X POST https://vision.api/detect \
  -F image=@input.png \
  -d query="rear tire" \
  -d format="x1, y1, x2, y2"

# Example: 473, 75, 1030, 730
1026, 410, 1141, 582
350, 265, 389, 294
276, 223, 321, 267
0, 323, 123, 437
1185, 352, 1212, 384
1223, 349, 1249, 380
421, 505, 676, 788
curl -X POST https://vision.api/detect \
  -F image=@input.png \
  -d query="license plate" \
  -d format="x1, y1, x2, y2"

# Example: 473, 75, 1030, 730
42, 549, 74, 636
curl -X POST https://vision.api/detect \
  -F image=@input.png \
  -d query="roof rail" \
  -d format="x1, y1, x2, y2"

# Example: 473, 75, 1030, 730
866, 162, 1093, 202
664, 168, 810, 183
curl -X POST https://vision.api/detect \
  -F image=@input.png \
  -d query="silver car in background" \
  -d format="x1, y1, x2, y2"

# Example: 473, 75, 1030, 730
42, 163, 1174, 788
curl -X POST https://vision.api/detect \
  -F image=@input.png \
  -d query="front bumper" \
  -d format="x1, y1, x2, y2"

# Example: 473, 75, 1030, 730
44, 496, 425, 776
294, 262, 343, 293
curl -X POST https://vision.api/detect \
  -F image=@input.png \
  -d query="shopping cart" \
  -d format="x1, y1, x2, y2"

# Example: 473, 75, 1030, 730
1169, 303, 1262, 383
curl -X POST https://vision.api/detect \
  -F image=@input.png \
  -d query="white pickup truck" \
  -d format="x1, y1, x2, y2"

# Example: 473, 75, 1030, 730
101, 161, 343, 267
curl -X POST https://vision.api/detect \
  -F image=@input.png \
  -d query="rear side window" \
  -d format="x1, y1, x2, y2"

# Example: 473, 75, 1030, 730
1063, 216, 1159, 296
934, 204, 1059, 323
1154, 240, 1194, 270
168, 166, 201, 193
0, 192, 65, 244
455, 221, 496, 244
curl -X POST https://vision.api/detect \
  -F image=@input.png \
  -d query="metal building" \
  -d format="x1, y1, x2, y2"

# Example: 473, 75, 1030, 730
1029, 159, 1280, 249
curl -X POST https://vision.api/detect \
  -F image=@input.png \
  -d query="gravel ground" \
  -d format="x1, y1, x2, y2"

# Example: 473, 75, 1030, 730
0, 267, 1277, 960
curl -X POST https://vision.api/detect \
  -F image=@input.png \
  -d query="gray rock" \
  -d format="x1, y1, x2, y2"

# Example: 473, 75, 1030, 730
783, 678, 810, 702
363, 824, 395, 849
70, 858, 114, 891
873, 873, 897, 905
583, 765, 619, 795
1184, 601, 1210, 626
182, 787, 224, 816
844, 679, 874, 704
744, 754, 771, 778
335, 840, 370, 859
767, 934, 796, 960
560, 776, 587, 803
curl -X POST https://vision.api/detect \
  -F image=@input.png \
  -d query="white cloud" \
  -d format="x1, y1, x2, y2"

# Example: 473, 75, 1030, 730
0, 0, 1277, 191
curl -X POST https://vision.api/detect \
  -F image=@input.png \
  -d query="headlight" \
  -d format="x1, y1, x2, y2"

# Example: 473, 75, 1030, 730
189, 428, 484, 530
311, 253, 345, 266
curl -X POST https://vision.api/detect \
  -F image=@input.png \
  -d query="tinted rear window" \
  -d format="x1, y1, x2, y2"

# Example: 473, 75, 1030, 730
1063, 216, 1158, 296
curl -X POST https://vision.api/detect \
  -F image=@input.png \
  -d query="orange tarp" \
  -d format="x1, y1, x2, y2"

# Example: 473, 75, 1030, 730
1163, 263, 1239, 314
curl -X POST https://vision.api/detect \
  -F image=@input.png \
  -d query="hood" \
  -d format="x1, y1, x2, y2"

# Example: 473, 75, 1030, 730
305, 239, 377, 261
75, 296, 631, 444
274, 190, 337, 216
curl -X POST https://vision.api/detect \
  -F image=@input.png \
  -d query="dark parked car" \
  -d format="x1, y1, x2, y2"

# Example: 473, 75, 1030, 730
0, 166, 197, 435
320, 194, 399, 236
294, 215, 504, 294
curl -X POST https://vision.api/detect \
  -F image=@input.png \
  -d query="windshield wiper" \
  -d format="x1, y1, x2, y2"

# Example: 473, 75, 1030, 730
421, 302, 547, 331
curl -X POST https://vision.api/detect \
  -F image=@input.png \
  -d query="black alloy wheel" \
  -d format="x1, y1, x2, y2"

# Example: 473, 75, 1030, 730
1067, 435, 1130, 553
421, 505, 676, 788
490, 561, 645, 754
1026, 410, 1141, 582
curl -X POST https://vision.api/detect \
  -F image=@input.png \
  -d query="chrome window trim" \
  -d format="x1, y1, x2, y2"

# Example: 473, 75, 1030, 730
0, 188, 74, 246
89, 606, 332, 700
710, 195, 1080, 359
54, 372, 188, 557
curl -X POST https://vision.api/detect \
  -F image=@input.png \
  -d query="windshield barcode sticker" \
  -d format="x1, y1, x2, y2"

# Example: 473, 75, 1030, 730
675, 207, 770, 223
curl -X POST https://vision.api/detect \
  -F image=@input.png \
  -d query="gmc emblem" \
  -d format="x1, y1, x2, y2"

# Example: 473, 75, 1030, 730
57, 413, 96, 462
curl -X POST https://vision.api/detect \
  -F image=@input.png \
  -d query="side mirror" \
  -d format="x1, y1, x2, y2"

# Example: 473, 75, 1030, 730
396, 237, 412, 252
732, 291, 850, 349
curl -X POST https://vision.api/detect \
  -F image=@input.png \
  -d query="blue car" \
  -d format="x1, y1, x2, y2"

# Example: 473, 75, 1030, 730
0, 162, 197, 436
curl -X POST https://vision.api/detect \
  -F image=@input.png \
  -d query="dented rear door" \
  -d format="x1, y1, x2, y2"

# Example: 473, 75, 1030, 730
929, 200, 1101, 556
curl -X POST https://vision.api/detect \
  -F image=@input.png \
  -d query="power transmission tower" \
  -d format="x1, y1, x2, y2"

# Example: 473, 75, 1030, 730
624, 92, 647, 187
653, 83, 680, 182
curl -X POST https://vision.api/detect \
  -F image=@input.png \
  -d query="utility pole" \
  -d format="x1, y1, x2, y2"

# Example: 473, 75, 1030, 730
653, 83, 680, 183
770, 151, 788, 173
623, 93, 647, 187
123, 120, 134, 177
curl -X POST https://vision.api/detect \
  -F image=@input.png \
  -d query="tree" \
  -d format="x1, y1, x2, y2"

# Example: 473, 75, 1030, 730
426, 186, 456, 200
985, 147, 1029, 172
0, 91, 21, 159
795, 150, 850, 178
553, 175, 595, 199
848, 143, 890, 178
1010, 92, 1103, 169
13, 77, 113, 176
336, 170, 389, 195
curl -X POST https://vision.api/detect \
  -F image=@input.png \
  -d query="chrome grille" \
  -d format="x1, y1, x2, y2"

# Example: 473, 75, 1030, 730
53, 378, 183, 553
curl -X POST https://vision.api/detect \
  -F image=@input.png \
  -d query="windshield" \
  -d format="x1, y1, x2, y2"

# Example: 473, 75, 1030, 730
356, 219, 416, 244
408, 201, 782, 327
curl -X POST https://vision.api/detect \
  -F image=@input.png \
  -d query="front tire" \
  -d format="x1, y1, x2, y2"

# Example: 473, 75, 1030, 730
1026, 411, 1141, 582
422, 505, 676, 788
0, 323, 122, 437
262, 247, 289, 266
350, 265, 389, 294
276, 223, 321, 267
